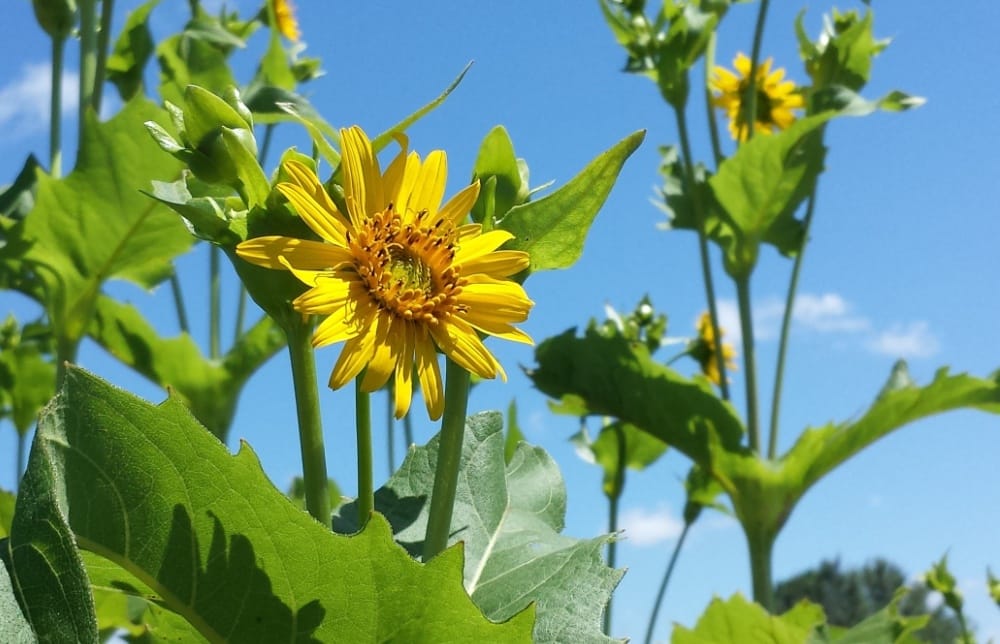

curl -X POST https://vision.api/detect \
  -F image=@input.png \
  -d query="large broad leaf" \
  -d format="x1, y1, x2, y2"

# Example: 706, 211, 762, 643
708, 113, 831, 276
782, 361, 1000, 495
2, 98, 191, 346
499, 131, 644, 274
528, 327, 745, 467
0, 553, 34, 644
335, 412, 622, 644
5, 367, 534, 642
89, 294, 285, 439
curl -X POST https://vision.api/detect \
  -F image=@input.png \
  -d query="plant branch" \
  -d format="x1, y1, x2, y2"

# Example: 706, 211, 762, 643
355, 376, 373, 523
286, 319, 330, 525
736, 276, 760, 452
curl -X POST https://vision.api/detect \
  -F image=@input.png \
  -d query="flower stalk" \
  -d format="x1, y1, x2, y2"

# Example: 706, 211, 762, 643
736, 276, 761, 452
355, 375, 374, 522
644, 521, 691, 644
422, 358, 471, 560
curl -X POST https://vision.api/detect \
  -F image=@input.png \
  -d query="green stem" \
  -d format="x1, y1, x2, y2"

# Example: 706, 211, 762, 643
603, 423, 627, 636
286, 320, 331, 525
93, 0, 114, 114
77, 0, 98, 154
49, 36, 65, 178
16, 432, 27, 490
767, 189, 818, 458
55, 335, 79, 387
169, 273, 190, 334
402, 407, 414, 449
743, 0, 772, 141
644, 521, 692, 644
746, 527, 774, 610
736, 276, 761, 452
675, 107, 730, 401
423, 359, 471, 561
704, 31, 725, 168
209, 245, 221, 358
386, 384, 396, 474
355, 376, 373, 523
260, 124, 276, 169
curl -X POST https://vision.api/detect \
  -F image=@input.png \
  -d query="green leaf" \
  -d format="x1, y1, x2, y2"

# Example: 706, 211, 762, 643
528, 327, 745, 467
335, 411, 622, 644
672, 594, 822, 644
243, 85, 336, 137
830, 589, 929, 644
145, 174, 247, 245
923, 555, 963, 614
155, 9, 244, 106
8, 367, 535, 641
708, 113, 831, 276
505, 399, 526, 464
1, 98, 192, 347
572, 421, 667, 499
106, 0, 158, 101
88, 294, 285, 439
987, 569, 1000, 607
0, 551, 35, 644
470, 126, 525, 225
797, 9, 889, 92
0, 340, 56, 434
812, 86, 925, 116
0, 155, 41, 220
499, 130, 644, 273
0, 490, 13, 539
782, 361, 1000, 494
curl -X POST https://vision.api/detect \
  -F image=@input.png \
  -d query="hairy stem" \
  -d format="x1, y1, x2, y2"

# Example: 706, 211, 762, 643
423, 359, 471, 560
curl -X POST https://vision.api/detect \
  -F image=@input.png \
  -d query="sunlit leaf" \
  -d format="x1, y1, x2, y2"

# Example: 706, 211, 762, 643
672, 594, 822, 644
0, 490, 14, 539
470, 126, 526, 225
499, 130, 644, 274
106, 0, 158, 101
7, 367, 534, 641
335, 411, 622, 644
572, 421, 667, 499
0, 340, 55, 435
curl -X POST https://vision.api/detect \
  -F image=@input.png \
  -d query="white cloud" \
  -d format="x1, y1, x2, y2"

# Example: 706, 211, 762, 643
792, 293, 870, 333
868, 321, 939, 358
0, 62, 79, 136
619, 506, 684, 547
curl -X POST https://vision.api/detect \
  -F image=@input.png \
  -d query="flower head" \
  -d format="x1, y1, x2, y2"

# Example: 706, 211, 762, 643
237, 127, 533, 420
693, 312, 737, 386
710, 53, 804, 142
272, 0, 300, 42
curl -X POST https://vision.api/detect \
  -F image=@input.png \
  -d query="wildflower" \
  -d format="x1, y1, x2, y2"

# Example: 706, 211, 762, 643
710, 53, 804, 142
693, 312, 737, 386
273, 0, 300, 42
237, 127, 533, 419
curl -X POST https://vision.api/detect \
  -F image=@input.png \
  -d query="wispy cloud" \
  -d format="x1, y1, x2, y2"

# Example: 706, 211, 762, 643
707, 292, 937, 358
619, 506, 684, 547
0, 62, 79, 136
868, 322, 939, 358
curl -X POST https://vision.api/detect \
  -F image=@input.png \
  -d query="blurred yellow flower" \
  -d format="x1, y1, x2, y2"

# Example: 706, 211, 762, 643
273, 0, 300, 42
237, 127, 533, 419
710, 52, 804, 142
694, 312, 737, 386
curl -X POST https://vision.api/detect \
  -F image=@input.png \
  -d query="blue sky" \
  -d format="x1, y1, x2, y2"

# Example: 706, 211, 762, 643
2, 0, 999, 640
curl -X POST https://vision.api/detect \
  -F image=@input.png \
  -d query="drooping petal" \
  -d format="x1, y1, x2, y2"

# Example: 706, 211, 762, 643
415, 330, 443, 420
430, 316, 505, 381
328, 301, 380, 389
392, 321, 416, 418
277, 183, 350, 245
361, 316, 398, 392
463, 313, 534, 345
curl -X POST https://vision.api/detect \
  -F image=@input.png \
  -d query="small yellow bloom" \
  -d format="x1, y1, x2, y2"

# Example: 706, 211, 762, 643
273, 0, 300, 42
694, 312, 737, 386
237, 127, 534, 420
710, 53, 804, 142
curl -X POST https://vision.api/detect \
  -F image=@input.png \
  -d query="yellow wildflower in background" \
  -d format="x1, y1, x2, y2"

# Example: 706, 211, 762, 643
273, 0, 300, 42
237, 127, 534, 420
694, 312, 737, 386
710, 52, 803, 142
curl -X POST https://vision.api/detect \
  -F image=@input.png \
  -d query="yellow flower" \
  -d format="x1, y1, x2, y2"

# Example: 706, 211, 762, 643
694, 312, 737, 386
237, 127, 534, 420
710, 53, 804, 142
273, 0, 300, 42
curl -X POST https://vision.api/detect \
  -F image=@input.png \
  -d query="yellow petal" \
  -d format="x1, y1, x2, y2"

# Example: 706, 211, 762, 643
458, 250, 530, 278
311, 300, 363, 347
238, 236, 352, 272
340, 126, 383, 224
360, 316, 396, 392
415, 330, 443, 420
393, 322, 416, 418
463, 313, 534, 345
282, 160, 345, 223
328, 302, 380, 388
407, 149, 447, 217
276, 183, 350, 246
438, 181, 480, 226
391, 151, 422, 217
430, 317, 505, 381
293, 276, 359, 315
454, 229, 515, 264
382, 137, 410, 210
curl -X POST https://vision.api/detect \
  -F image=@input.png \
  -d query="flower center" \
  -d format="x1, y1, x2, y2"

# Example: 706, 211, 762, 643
736, 80, 776, 128
349, 207, 466, 324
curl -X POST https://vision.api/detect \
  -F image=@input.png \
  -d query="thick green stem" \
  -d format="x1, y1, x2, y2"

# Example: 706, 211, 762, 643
55, 335, 79, 387
49, 36, 65, 178
93, 0, 114, 114
675, 107, 730, 401
423, 359, 471, 561
704, 31, 725, 168
286, 320, 331, 525
747, 527, 775, 611
736, 276, 760, 452
77, 0, 98, 154
209, 245, 221, 358
169, 273, 190, 334
603, 423, 627, 636
644, 521, 691, 644
768, 190, 818, 458
402, 408, 414, 448
743, 0, 772, 141
355, 376, 373, 523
